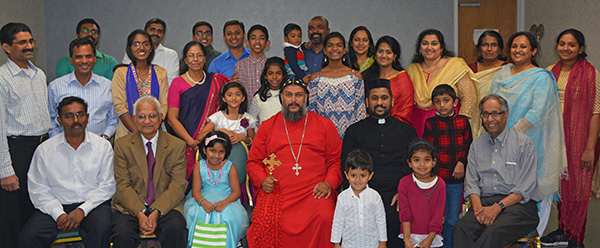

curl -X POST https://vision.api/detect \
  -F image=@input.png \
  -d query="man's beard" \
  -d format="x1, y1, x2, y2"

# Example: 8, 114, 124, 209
369, 105, 391, 119
310, 33, 323, 45
282, 103, 308, 122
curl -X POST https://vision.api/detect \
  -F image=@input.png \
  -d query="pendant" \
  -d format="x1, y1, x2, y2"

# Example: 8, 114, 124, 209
292, 163, 302, 176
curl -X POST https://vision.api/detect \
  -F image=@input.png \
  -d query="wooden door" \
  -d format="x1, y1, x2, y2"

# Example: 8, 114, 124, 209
458, 0, 517, 64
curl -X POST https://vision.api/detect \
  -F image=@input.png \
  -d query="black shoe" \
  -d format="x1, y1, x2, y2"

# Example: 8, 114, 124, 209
540, 228, 569, 246
567, 241, 584, 248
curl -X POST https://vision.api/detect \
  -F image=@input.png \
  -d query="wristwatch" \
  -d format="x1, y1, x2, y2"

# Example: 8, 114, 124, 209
148, 207, 162, 216
497, 201, 505, 210
101, 134, 110, 140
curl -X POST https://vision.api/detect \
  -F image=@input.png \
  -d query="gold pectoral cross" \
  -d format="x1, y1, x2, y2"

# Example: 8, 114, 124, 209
263, 153, 281, 177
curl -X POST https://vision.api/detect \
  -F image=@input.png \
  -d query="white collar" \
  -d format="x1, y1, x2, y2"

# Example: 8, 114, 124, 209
412, 173, 438, 189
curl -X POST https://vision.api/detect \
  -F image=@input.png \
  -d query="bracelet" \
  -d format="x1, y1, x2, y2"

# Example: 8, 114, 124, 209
198, 198, 205, 204
247, 137, 253, 145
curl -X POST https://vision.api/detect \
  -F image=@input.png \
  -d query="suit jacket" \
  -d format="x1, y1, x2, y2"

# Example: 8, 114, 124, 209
112, 130, 188, 216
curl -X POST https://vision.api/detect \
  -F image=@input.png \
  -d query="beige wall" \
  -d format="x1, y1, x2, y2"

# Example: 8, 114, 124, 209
0, 0, 47, 73
525, 0, 600, 68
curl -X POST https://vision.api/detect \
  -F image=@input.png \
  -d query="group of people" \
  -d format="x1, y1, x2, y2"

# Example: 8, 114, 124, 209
0, 13, 597, 248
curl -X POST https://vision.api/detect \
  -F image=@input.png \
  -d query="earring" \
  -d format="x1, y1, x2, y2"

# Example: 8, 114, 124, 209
323, 56, 328, 64
342, 55, 347, 63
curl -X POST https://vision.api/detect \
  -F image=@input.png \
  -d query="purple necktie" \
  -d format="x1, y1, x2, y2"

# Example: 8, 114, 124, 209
146, 141, 155, 205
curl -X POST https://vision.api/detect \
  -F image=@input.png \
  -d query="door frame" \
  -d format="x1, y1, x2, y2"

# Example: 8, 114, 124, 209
453, 0, 525, 53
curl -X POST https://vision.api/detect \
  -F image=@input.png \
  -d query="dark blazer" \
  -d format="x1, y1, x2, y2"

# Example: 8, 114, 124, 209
111, 130, 188, 216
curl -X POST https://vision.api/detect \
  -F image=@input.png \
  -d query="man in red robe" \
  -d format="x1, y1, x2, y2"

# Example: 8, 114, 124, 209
246, 78, 342, 248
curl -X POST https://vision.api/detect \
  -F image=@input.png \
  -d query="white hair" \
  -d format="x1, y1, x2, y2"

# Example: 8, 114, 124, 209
133, 96, 161, 116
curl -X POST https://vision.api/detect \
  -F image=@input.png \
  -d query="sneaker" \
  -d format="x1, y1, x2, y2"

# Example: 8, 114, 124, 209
540, 228, 569, 246
567, 241, 584, 248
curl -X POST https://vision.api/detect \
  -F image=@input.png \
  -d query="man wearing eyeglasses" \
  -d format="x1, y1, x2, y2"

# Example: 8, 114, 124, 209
192, 21, 221, 71
452, 94, 541, 248
0, 22, 52, 248
122, 18, 179, 85
112, 96, 188, 248
48, 37, 119, 140
56, 18, 118, 80
20, 96, 115, 248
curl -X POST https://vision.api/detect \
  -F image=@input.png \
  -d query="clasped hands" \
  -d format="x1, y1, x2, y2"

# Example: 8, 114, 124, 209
200, 199, 228, 213
56, 208, 85, 232
136, 210, 159, 235
473, 204, 502, 226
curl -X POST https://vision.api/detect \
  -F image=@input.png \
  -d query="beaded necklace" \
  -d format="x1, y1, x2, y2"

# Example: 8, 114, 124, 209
131, 65, 152, 96
206, 160, 224, 185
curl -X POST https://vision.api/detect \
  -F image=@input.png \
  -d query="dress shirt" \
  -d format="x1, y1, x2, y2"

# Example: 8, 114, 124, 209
48, 72, 118, 137
341, 116, 418, 193
464, 127, 541, 203
302, 42, 324, 75
123, 44, 179, 85
56, 50, 118, 80
234, 54, 267, 104
28, 131, 115, 221
331, 186, 387, 247
0, 58, 51, 178
207, 48, 251, 78
141, 131, 159, 156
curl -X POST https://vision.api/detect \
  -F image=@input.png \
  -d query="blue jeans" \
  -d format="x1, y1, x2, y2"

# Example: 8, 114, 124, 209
443, 183, 463, 248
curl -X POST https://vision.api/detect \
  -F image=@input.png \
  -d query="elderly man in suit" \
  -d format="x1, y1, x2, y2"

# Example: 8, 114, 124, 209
111, 96, 188, 248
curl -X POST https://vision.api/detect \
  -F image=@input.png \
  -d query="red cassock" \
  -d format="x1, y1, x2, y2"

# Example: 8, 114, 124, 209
246, 111, 342, 248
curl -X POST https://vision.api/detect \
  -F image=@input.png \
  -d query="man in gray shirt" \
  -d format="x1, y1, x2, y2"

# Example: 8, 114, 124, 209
452, 94, 540, 248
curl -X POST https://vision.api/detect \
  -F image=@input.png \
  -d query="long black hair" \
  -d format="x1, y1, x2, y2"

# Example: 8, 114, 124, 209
322, 32, 349, 68
126, 29, 155, 66
347, 26, 375, 71
256, 57, 287, 102
411, 29, 455, 63
218, 81, 248, 114
365, 35, 404, 82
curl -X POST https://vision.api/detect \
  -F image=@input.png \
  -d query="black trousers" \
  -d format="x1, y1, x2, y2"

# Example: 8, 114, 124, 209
0, 136, 45, 248
452, 195, 539, 248
19, 201, 112, 248
111, 209, 187, 248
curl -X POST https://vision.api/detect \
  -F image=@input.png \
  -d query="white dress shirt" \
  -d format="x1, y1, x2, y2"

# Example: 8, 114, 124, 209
122, 43, 179, 85
331, 185, 387, 247
48, 72, 119, 137
28, 131, 116, 221
141, 131, 159, 156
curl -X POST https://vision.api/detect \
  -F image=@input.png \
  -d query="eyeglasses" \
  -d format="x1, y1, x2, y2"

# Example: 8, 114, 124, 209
132, 42, 152, 48
187, 54, 205, 59
481, 111, 505, 118
14, 39, 35, 46
136, 113, 159, 120
81, 28, 99, 35
61, 111, 86, 120
195, 30, 212, 37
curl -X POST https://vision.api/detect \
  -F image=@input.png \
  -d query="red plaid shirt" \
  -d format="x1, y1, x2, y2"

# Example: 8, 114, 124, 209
423, 113, 473, 184
234, 54, 267, 105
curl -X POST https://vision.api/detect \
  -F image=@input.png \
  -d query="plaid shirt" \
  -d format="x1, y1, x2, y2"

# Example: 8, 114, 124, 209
234, 54, 267, 105
423, 112, 473, 184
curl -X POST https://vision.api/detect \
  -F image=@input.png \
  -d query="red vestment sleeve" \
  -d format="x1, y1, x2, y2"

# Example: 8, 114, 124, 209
323, 119, 342, 191
247, 117, 271, 190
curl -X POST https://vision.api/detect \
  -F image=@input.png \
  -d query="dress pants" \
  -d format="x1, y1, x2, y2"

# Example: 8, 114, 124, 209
452, 194, 539, 248
19, 201, 112, 248
0, 136, 45, 248
111, 209, 187, 248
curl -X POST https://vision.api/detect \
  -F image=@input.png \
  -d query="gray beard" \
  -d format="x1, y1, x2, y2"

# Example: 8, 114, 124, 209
282, 104, 308, 122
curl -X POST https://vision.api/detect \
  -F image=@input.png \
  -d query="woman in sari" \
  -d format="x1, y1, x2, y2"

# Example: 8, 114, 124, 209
112, 29, 168, 139
406, 29, 477, 137
347, 26, 375, 75
167, 41, 229, 179
468, 30, 508, 135
489, 31, 567, 236
540, 29, 600, 248
364, 35, 414, 124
